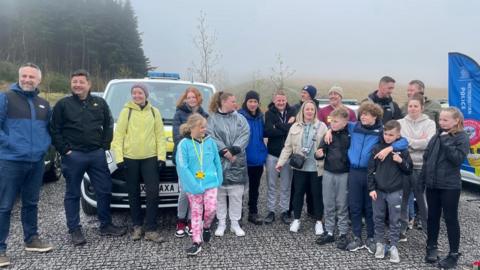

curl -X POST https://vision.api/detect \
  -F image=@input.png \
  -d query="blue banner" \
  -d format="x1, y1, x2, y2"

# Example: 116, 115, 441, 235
448, 52, 480, 175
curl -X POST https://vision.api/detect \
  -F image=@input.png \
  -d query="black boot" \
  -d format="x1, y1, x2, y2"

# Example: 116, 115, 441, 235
425, 246, 439, 263
248, 213, 263, 225
438, 252, 461, 269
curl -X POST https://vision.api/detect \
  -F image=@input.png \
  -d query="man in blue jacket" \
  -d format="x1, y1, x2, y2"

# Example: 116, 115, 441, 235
0, 63, 53, 267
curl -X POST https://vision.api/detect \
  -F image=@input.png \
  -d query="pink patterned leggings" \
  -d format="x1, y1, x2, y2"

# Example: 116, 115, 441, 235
186, 188, 218, 243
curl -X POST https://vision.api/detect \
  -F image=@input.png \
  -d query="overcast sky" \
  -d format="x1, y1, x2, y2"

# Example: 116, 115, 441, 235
131, 0, 480, 87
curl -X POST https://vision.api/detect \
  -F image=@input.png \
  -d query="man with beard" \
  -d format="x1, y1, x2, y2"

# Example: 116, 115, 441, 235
366, 76, 403, 123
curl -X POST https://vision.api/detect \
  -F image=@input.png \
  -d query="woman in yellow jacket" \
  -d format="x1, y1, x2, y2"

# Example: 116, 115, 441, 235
111, 84, 166, 242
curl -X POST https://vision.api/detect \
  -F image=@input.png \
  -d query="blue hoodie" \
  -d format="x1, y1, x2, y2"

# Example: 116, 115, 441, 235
175, 135, 223, 194
238, 109, 268, 166
0, 83, 51, 162
347, 121, 408, 169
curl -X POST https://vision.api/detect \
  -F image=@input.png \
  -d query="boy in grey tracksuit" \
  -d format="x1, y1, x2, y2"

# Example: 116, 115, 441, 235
314, 108, 351, 250
368, 120, 413, 263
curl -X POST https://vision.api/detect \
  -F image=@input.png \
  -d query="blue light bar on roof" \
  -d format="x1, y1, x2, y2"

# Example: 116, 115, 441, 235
147, 71, 180, 80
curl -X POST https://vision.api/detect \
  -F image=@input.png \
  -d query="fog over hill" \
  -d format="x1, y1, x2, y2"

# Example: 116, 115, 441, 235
131, 0, 480, 89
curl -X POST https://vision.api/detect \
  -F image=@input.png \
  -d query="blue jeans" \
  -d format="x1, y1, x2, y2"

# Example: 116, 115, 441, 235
348, 168, 374, 239
62, 149, 112, 232
0, 159, 44, 252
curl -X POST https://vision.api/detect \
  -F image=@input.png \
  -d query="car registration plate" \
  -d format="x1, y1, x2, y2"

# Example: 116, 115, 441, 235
140, 183, 179, 195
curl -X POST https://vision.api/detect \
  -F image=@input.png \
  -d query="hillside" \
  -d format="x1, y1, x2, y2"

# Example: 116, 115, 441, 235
229, 77, 447, 109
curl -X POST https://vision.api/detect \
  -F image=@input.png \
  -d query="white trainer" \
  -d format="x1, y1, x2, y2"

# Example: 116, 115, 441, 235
230, 221, 245, 237
315, 221, 324, 235
215, 220, 226, 237
290, 219, 300, 233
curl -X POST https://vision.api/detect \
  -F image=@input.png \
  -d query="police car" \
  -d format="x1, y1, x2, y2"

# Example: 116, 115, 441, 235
80, 72, 216, 214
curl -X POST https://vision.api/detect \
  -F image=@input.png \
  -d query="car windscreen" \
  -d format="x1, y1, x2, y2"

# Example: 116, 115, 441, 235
104, 81, 214, 124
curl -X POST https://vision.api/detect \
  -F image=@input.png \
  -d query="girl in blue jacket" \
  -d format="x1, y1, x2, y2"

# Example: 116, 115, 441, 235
238, 90, 268, 225
175, 114, 223, 256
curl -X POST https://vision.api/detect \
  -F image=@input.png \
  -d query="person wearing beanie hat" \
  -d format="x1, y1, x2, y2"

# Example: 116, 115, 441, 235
239, 90, 268, 225
131, 83, 149, 99
318, 85, 356, 125
111, 81, 167, 243
303, 85, 317, 101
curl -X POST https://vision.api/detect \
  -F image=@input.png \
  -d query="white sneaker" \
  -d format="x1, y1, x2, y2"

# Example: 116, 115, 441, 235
389, 246, 400, 263
315, 221, 324, 235
290, 219, 300, 232
230, 221, 245, 237
375, 243, 385, 259
215, 220, 226, 237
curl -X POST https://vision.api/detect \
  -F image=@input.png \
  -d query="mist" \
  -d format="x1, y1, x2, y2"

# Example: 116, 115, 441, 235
131, 0, 480, 88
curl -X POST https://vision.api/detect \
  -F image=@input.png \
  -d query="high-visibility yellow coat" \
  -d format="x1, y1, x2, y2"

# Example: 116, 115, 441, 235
111, 101, 166, 163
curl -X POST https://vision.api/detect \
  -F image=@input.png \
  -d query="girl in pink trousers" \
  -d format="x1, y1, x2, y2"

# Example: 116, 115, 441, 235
175, 114, 223, 256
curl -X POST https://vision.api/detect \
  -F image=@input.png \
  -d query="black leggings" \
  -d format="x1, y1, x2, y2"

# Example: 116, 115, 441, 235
247, 166, 264, 214
124, 157, 159, 231
426, 188, 461, 253
292, 170, 323, 220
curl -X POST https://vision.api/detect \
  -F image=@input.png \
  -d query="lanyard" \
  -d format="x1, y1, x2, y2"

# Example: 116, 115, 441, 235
192, 138, 204, 170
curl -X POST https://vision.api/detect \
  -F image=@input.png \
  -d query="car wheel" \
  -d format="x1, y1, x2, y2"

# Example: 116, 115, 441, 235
81, 197, 97, 216
43, 152, 62, 182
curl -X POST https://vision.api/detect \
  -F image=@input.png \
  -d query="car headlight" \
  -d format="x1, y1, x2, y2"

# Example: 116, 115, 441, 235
105, 150, 113, 164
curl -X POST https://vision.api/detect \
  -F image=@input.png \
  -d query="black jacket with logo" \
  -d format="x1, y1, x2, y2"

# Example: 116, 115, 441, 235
368, 140, 413, 193
264, 102, 297, 157
421, 131, 470, 190
50, 93, 113, 155
317, 127, 350, 173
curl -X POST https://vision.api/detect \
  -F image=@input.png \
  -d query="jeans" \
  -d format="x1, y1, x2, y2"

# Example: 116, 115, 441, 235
348, 168, 374, 239
247, 166, 264, 214
401, 169, 428, 233
62, 149, 112, 232
124, 157, 159, 232
0, 159, 44, 252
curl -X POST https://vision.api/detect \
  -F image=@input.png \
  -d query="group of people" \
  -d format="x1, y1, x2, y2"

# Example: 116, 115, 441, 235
0, 64, 469, 269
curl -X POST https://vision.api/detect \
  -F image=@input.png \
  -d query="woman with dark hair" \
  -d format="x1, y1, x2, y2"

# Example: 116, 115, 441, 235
207, 91, 250, 237
238, 91, 268, 225
172, 87, 208, 238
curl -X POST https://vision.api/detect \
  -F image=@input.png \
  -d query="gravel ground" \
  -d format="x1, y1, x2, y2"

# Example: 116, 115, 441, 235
3, 178, 480, 269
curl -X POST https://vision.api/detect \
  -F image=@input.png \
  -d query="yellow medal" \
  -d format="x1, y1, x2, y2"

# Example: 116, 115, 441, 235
192, 138, 204, 180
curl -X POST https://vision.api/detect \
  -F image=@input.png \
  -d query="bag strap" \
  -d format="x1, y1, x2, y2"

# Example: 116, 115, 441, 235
125, 107, 156, 134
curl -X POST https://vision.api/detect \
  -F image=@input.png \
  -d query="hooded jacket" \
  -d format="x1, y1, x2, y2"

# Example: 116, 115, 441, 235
207, 110, 250, 185
347, 120, 409, 169
175, 135, 223, 194
367, 90, 403, 123
51, 92, 113, 155
421, 130, 470, 190
111, 101, 166, 163
264, 102, 297, 157
0, 83, 51, 162
238, 108, 268, 166
368, 140, 413, 193
277, 120, 328, 176
172, 103, 208, 164
398, 114, 436, 169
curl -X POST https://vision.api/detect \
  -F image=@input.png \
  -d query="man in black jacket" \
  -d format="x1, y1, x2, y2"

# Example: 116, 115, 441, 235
50, 70, 126, 246
263, 90, 296, 224
366, 76, 403, 123
368, 120, 412, 263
